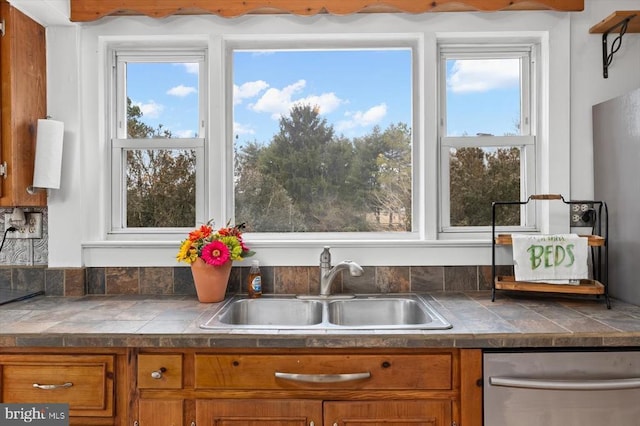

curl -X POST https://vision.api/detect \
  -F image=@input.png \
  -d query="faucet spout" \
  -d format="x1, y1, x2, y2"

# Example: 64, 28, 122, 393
319, 247, 363, 297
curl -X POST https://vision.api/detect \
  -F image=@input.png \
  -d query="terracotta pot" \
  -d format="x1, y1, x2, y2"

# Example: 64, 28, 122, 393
190, 257, 232, 303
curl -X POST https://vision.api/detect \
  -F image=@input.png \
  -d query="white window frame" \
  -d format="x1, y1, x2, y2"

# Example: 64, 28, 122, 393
66, 16, 570, 268
438, 42, 539, 237
109, 48, 208, 238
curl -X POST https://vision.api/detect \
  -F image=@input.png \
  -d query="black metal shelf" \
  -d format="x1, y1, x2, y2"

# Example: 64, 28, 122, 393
491, 194, 610, 308
590, 11, 638, 79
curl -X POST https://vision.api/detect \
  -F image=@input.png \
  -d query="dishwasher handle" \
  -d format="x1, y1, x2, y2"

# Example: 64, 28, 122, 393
489, 376, 640, 391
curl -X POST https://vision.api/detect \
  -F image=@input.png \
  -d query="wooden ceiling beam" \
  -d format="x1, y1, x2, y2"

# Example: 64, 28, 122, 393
70, 0, 584, 22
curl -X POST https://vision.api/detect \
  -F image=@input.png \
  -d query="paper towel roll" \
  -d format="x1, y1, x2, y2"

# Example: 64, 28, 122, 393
33, 119, 64, 189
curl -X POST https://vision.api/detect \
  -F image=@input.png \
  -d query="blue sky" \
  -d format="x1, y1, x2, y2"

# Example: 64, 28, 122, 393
232, 49, 412, 145
126, 52, 520, 142
445, 58, 521, 136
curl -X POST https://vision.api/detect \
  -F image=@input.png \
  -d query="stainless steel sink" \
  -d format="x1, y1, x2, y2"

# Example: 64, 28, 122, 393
200, 294, 451, 330
215, 298, 323, 327
327, 298, 433, 327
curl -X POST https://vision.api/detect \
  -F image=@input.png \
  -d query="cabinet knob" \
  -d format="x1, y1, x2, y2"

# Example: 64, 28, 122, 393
151, 367, 167, 379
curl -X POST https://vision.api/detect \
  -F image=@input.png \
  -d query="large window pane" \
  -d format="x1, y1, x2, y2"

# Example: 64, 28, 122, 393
233, 49, 413, 232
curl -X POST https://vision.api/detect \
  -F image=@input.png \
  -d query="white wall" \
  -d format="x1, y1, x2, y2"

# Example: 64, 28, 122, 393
38, 1, 638, 268
570, 0, 640, 199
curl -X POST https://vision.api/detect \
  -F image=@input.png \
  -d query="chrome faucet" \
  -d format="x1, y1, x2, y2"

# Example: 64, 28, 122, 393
319, 246, 363, 297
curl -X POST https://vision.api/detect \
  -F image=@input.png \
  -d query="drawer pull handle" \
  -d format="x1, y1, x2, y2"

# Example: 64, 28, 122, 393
151, 367, 167, 379
32, 382, 73, 390
274, 371, 371, 383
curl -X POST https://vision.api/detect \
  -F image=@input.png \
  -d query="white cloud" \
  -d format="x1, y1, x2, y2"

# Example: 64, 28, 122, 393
250, 79, 344, 120
234, 80, 269, 105
233, 121, 256, 136
336, 103, 387, 132
447, 59, 519, 94
135, 100, 163, 119
250, 80, 307, 119
167, 85, 197, 97
294, 92, 342, 115
182, 63, 199, 74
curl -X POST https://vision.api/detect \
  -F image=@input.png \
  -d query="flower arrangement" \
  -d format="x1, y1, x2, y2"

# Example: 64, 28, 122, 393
177, 220, 255, 266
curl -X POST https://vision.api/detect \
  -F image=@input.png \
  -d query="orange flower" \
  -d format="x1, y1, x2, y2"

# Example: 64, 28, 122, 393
188, 224, 212, 241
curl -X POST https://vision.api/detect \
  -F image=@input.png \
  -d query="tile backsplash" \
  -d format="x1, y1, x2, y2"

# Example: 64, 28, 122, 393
1, 264, 511, 297
0, 208, 48, 266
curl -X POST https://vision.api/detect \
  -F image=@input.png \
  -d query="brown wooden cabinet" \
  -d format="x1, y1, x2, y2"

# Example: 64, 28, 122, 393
325, 400, 451, 425
0, 0, 47, 206
195, 399, 450, 425
0, 349, 128, 425
134, 348, 483, 426
138, 400, 184, 426
0, 346, 482, 426
196, 399, 322, 425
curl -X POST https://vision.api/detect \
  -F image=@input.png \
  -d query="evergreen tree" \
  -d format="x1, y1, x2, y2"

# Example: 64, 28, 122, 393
235, 141, 307, 232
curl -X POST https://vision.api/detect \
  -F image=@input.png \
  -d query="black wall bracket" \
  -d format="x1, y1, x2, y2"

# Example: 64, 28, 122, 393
602, 14, 636, 78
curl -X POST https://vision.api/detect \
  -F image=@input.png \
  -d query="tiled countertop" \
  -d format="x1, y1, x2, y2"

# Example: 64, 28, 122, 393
1, 292, 640, 348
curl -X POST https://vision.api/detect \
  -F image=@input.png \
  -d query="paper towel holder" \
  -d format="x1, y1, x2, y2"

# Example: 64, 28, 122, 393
27, 117, 64, 195
26, 185, 44, 195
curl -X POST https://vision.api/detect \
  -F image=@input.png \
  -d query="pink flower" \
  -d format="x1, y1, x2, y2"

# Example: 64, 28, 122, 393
200, 240, 230, 266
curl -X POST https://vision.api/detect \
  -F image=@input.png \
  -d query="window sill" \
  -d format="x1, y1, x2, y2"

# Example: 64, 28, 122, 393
81, 238, 496, 267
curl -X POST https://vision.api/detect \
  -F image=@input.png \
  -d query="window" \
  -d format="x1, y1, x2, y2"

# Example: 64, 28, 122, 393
439, 44, 537, 232
111, 49, 206, 232
231, 46, 414, 234
103, 36, 541, 247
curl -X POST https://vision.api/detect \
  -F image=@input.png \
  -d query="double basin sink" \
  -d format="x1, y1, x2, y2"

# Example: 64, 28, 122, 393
200, 293, 451, 330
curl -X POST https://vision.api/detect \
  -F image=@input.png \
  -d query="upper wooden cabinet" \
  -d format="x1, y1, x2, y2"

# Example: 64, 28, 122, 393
70, 0, 584, 21
0, 0, 47, 207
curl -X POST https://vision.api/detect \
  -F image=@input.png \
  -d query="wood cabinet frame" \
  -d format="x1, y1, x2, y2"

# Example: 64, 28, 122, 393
131, 347, 483, 426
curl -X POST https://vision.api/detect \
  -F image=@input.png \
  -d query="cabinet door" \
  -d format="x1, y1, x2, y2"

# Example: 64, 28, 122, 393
324, 400, 451, 426
196, 399, 322, 425
138, 400, 183, 426
0, 1, 47, 206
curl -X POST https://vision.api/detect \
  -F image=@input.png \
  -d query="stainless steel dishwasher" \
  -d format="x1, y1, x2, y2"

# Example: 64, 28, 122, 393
484, 351, 640, 426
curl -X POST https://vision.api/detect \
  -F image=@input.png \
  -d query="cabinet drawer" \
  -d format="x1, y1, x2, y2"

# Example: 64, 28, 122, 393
0, 354, 114, 417
195, 354, 452, 390
138, 354, 183, 389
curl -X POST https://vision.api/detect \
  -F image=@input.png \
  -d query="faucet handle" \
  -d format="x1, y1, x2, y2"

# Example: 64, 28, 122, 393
320, 246, 331, 267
